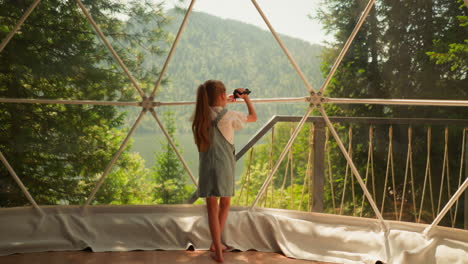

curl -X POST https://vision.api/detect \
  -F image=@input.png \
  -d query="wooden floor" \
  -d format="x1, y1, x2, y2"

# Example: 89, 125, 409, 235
0, 250, 336, 264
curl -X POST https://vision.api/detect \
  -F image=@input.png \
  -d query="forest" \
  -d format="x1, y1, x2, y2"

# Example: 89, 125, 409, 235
235, 0, 468, 228
0, 0, 467, 228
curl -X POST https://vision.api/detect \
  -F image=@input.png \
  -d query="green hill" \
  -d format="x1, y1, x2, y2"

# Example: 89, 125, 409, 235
125, 10, 324, 133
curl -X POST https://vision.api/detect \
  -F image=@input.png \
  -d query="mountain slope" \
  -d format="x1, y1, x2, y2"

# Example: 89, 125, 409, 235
129, 10, 324, 133
164, 11, 323, 98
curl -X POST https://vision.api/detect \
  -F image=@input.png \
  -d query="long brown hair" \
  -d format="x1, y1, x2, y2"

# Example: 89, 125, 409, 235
192, 80, 226, 152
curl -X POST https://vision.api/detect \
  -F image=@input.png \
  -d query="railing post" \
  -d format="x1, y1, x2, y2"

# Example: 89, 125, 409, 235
312, 120, 326, 212
465, 129, 468, 230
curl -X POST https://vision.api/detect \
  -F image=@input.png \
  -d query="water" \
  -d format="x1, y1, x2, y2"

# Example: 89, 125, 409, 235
130, 132, 252, 181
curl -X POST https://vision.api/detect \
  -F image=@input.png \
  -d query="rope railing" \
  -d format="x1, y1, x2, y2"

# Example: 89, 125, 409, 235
453, 129, 466, 227
299, 124, 314, 211
278, 125, 294, 208
235, 148, 254, 206
381, 126, 397, 219
233, 117, 468, 228
360, 126, 375, 217
339, 126, 353, 215
399, 126, 415, 221
262, 126, 277, 208
249, 107, 314, 209
418, 127, 435, 223
269, 126, 276, 208
437, 127, 455, 226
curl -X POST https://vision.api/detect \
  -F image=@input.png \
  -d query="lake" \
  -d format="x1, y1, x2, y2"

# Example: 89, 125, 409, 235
130, 132, 253, 182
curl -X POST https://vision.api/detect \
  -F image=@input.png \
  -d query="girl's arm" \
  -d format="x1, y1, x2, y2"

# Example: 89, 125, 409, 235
239, 92, 257, 123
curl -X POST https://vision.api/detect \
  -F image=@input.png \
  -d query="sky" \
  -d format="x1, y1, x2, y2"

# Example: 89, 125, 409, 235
163, 0, 332, 45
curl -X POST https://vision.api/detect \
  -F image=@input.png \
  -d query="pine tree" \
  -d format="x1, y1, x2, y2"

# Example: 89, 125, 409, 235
151, 111, 194, 204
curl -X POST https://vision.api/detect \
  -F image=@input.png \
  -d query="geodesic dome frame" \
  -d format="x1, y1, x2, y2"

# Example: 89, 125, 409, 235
1, 0, 468, 262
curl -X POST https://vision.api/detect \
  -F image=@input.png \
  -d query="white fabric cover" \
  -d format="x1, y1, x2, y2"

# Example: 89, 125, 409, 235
0, 205, 467, 264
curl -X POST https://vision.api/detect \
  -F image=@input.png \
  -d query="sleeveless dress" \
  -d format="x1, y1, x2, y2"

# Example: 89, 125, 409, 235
197, 108, 236, 197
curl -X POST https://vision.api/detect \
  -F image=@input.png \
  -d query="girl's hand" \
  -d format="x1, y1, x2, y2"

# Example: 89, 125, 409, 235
238, 88, 256, 122
235, 88, 249, 99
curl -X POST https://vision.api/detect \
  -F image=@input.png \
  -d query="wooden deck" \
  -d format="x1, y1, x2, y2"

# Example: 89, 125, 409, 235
0, 250, 337, 264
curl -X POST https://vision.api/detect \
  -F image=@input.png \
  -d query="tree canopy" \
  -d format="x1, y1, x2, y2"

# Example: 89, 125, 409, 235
0, 0, 171, 206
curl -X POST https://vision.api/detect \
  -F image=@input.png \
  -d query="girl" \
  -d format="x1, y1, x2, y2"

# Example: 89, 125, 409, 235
192, 80, 257, 263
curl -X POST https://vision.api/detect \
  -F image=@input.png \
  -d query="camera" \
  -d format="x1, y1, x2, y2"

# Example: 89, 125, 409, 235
233, 88, 251, 99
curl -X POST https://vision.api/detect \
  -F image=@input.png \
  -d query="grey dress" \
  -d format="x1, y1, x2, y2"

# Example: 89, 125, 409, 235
197, 108, 236, 197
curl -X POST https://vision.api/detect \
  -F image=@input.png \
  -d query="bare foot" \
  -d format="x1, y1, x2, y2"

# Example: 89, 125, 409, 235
210, 242, 229, 252
210, 251, 224, 263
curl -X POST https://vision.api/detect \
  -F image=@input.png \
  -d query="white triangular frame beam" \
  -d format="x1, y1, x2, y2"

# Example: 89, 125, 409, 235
74, 0, 145, 98
0, 151, 44, 215
150, 0, 197, 99
0, 0, 42, 53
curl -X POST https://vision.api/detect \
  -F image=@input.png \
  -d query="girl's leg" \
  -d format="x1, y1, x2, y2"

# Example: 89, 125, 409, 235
218, 197, 231, 234
210, 197, 231, 251
206, 197, 223, 262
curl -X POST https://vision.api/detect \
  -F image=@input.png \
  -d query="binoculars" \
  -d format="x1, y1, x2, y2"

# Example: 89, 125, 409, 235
233, 88, 251, 99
